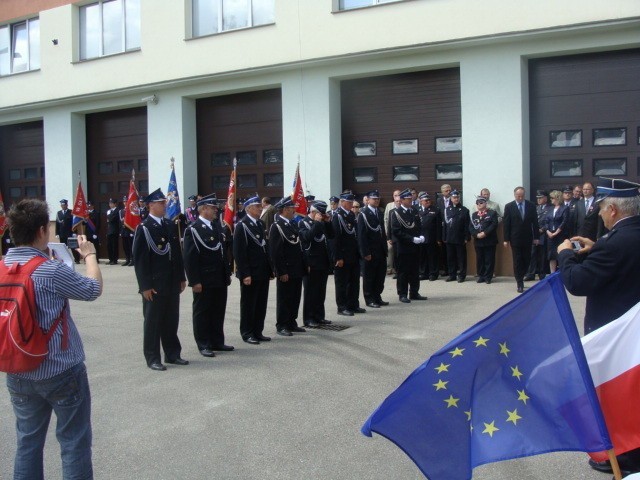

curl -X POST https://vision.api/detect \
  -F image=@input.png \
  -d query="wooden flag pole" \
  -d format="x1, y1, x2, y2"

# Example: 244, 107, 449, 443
607, 449, 623, 480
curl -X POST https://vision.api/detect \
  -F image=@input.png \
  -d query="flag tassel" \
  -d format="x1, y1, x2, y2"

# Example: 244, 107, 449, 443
607, 449, 623, 480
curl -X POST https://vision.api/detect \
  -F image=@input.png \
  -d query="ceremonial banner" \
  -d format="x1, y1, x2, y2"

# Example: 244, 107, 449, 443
124, 172, 141, 231
362, 273, 611, 480
166, 159, 181, 221
223, 158, 237, 230
71, 181, 88, 232
291, 162, 307, 217
583, 301, 640, 462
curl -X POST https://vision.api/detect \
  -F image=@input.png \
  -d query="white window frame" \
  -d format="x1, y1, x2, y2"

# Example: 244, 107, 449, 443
79, 0, 140, 60
335, 0, 403, 12
191, 0, 274, 38
0, 17, 40, 76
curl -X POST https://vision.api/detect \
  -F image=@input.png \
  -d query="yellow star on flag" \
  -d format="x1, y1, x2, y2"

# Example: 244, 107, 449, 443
444, 395, 460, 408
434, 363, 450, 374
449, 347, 465, 357
482, 421, 499, 437
506, 409, 522, 425
499, 342, 510, 357
465, 410, 472, 421
511, 365, 523, 380
473, 336, 489, 347
517, 389, 530, 405
433, 379, 448, 391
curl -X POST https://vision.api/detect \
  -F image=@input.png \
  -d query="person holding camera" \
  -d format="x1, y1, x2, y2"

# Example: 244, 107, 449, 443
4, 199, 102, 480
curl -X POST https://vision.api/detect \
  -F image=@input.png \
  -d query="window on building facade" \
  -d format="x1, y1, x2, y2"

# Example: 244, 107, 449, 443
0, 18, 40, 75
338, 0, 401, 11
192, 0, 274, 37
80, 0, 141, 60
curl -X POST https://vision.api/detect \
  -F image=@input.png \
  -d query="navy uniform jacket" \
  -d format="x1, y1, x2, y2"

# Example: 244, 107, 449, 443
299, 217, 334, 270
183, 218, 231, 288
419, 205, 441, 244
443, 204, 470, 245
55, 209, 73, 239
331, 207, 359, 263
106, 208, 120, 235
357, 206, 388, 260
469, 209, 498, 246
503, 200, 539, 247
268, 217, 305, 279
233, 215, 272, 281
390, 206, 422, 255
132, 216, 186, 295
559, 215, 640, 333
535, 204, 552, 244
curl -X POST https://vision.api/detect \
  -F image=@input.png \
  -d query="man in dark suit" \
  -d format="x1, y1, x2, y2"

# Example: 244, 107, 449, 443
106, 198, 120, 264
469, 196, 499, 284
132, 188, 188, 371
332, 192, 364, 316
503, 186, 539, 293
562, 185, 578, 238
442, 190, 470, 283
233, 195, 273, 345
357, 190, 389, 308
55, 199, 79, 263
391, 188, 426, 303
418, 192, 441, 281
436, 184, 453, 277
575, 181, 601, 241
299, 201, 334, 327
268, 197, 307, 336
183, 194, 233, 358
558, 177, 640, 476
119, 195, 134, 266
525, 190, 551, 281
85, 201, 100, 260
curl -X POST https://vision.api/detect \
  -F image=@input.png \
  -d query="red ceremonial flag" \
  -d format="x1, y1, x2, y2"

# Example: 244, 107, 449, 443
291, 163, 307, 217
0, 188, 6, 236
583, 301, 640, 462
124, 172, 141, 231
71, 181, 88, 232
223, 159, 237, 230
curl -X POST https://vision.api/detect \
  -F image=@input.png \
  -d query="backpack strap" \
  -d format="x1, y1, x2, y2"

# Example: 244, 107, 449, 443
1, 255, 48, 276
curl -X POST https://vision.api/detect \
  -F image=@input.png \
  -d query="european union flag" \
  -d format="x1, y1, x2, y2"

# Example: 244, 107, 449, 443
166, 166, 181, 221
362, 273, 612, 479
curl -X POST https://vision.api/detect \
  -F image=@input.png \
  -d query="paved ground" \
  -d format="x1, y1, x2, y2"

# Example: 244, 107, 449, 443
0, 261, 611, 480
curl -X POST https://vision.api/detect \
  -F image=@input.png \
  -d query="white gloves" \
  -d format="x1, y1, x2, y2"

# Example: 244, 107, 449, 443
412, 236, 425, 244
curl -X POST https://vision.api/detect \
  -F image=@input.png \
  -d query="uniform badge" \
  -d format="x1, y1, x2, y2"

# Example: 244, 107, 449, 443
257, 234, 261, 238
157, 244, 163, 249
161, 237, 165, 242
210, 237, 214, 241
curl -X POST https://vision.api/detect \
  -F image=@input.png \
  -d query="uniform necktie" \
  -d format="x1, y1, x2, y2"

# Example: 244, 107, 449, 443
518, 203, 524, 219
585, 199, 590, 211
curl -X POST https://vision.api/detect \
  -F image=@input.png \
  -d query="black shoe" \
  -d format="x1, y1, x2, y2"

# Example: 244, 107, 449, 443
589, 459, 613, 474
244, 337, 260, 345
318, 319, 332, 325
290, 326, 306, 333
523, 275, 535, 281
165, 357, 189, 365
200, 349, 216, 357
419, 275, 428, 280
366, 302, 380, 308
517, 286, 524, 293
486, 278, 492, 284
149, 362, 166, 371
539, 274, 546, 280
212, 345, 234, 351
410, 294, 427, 301
337, 309, 354, 316
428, 276, 437, 281
121, 261, 130, 266
399, 296, 411, 303
445, 277, 456, 282
306, 320, 321, 327
255, 334, 271, 342
457, 277, 465, 283
353, 307, 366, 314
477, 277, 485, 283
392, 275, 398, 279
277, 329, 293, 337
377, 300, 389, 306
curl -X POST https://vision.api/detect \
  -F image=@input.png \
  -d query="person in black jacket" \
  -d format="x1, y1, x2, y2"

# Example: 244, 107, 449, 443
233, 195, 273, 345
132, 188, 188, 371
503, 186, 539, 293
391, 188, 426, 303
469, 196, 498, 284
418, 192, 441, 281
106, 198, 120, 264
268, 197, 307, 336
332, 192, 364, 316
183, 194, 233, 357
443, 190, 470, 283
575, 181, 601, 242
525, 190, 551, 281
55, 199, 80, 263
357, 190, 389, 308
299, 201, 334, 327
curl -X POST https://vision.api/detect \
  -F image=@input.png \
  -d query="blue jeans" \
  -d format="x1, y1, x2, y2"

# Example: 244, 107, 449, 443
6, 362, 93, 480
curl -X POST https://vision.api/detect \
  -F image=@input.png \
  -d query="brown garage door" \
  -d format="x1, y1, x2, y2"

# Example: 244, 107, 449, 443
341, 68, 462, 204
196, 89, 284, 203
86, 107, 148, 258
0, 121, 45, 208
529, 49, 640, 195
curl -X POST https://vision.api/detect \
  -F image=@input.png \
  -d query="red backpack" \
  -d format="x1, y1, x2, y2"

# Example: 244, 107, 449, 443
0, 256, 67, 374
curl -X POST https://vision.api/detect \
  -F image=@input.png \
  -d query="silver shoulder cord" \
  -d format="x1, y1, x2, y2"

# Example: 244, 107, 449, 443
242, 221, 266, 250
338, 213, 356, 235
189, 226, 222, 254
300, 220, 325, 252
361, 210, 381, 232
142, 225, 171, 259
393, 210, 415, 229
274, 222, 301, 247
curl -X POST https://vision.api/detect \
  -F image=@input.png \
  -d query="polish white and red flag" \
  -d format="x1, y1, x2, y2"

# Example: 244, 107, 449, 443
583, 301, 640, 462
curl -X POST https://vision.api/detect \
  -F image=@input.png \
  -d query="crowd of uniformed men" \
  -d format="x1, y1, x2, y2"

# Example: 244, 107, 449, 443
41, 181, 605, 371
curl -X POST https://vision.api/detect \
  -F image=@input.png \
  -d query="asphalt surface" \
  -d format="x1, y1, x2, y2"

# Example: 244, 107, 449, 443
0, 261, 613, 480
